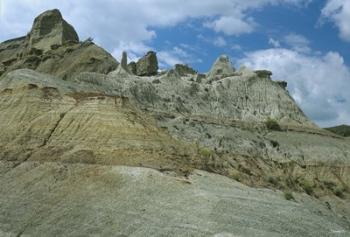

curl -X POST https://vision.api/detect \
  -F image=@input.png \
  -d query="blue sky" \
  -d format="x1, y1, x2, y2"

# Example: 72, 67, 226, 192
0, 0, 350, 127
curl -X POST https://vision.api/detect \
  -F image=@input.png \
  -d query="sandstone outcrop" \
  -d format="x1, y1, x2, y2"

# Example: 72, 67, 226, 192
255, 70, 272, 78
0, 9, 118, 79
27, 9, 79, 52
207, 55, 235, 82
0, 9, 349, 237
276, 80, 288, 89
136, 51, 158, 76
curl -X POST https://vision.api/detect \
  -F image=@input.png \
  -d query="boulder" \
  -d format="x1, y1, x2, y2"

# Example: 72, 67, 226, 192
207, 55, 235, 81
136, 51, 158, 76
255, 70, 272, 78
27, 9, 79, 52
276, 80, 288, 89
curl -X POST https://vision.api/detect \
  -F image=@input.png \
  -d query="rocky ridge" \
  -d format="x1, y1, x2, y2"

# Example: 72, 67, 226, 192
0, 9, 349, 237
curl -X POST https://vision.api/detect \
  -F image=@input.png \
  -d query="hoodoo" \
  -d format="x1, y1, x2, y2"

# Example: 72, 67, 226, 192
27, 9, 79, 52
0, 9, 349, 237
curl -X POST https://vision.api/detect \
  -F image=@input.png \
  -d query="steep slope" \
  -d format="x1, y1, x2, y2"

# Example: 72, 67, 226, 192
0, 70, 198, 172
0, 9, 350, 237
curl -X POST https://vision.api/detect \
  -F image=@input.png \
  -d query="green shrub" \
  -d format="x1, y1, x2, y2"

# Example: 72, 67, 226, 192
265, 118, 281, 131
322, 180, 337, 189
300, 180, 314, 195
267, 176, 279, 186
333, 187, 346, 198
199, 148, 214, 158
284, 191, 294, 201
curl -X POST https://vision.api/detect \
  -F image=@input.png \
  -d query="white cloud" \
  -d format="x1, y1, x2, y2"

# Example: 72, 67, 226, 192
213, 36, 227, 47
158, 46, 202, 68
321, 0, 350, 41
0, 0, 311, 51
269, 38, 281, 48
284, 33, 311, 53
205, 16, 255, 36
231, 44, 242, 51
239, 48, 350, 127
111, 42, 151, 63
157, 51, 184, 68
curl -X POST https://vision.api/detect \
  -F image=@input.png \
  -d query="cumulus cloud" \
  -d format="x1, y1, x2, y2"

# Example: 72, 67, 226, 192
205, 16, 255, 36
0, 0, 311, 57
321, 0, 350, 41
213, 37, 228, 47
158, 46, 202, 68
284, 33, 311, 53
269, 38, 281, 48
239, 48, 350, 127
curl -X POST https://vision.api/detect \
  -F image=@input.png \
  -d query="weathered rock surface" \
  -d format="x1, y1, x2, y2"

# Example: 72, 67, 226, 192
136, 51, 158, 76
207, 55, 235, 82
0, 9, 118, 79
121, 51, 128, 70
0, 9, 350, 237
174, 64, 197, 76
1, 164, 349, 237
128, 61, 137, 75
276, 80, 288, 89
27, 9, 79, 52
255, 70, 273, 78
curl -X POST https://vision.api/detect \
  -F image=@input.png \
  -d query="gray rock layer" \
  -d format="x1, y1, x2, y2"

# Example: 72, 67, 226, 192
1, 163, 349, 237
0, 9, 350, 237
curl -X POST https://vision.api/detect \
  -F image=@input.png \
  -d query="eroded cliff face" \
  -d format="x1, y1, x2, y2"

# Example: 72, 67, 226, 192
0, 9, 349, 237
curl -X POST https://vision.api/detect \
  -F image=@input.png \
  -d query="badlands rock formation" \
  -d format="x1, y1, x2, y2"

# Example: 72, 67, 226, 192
27, 9, 79, 52
0, 9, 118, 79
0, 9, 349, 237
135, 51, 159, 76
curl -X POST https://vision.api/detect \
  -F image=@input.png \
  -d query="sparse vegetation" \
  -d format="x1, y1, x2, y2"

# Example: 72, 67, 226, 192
270, 140, 279, 148
198, 147, 214, 158
267, 176, 279, 186
333, 187, 345, 198
284, 191, 294, 201
322, 180, 337, 190
325, 125, 350, 137
265, 118, 282, 131
300, 179, 314, 195
230, 171, 241, 182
